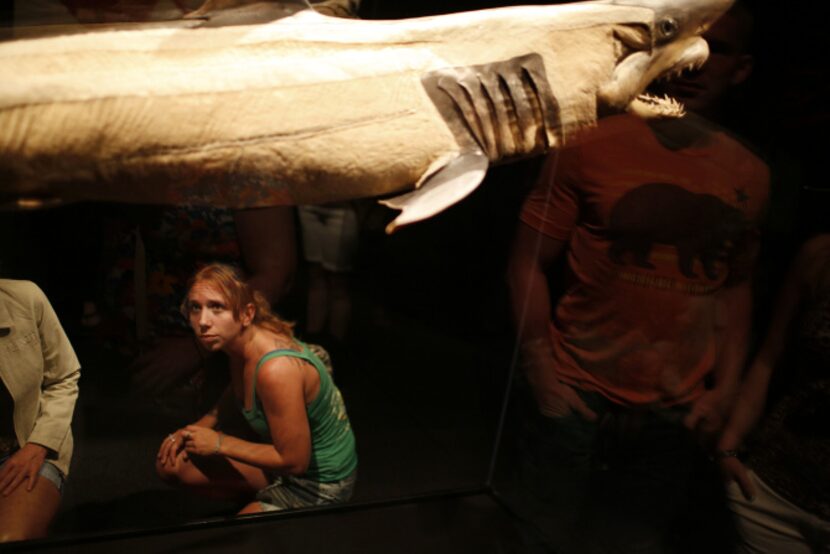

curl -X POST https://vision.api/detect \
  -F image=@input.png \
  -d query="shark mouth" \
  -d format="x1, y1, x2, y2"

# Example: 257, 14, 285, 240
601, 25, 710, 119
631, 36, 710, 118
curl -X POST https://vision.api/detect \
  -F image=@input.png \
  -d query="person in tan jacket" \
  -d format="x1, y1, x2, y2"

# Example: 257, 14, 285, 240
0, 279, 80, 543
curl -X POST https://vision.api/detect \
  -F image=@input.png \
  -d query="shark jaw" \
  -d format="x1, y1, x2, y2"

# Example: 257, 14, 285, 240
600, 31, 710, 119
596, 0, 733, 119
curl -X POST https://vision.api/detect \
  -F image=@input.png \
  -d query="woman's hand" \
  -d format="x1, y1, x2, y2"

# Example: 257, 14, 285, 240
684, 388, 735, 447
719, 455, 756, 501
157, 430, 187, 467
0, 443, 48, 496
181, 425, 222, 457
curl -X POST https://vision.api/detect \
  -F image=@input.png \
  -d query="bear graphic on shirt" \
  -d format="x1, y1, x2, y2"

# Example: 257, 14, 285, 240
607, 183, 749, 280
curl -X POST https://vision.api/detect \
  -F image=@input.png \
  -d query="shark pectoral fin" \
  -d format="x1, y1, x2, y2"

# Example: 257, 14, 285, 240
380, 150, 489, 234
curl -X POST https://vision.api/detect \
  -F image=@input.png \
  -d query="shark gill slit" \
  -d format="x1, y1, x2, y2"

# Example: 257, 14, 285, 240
423, 54, 561, 162
478, 72, 508, 158
520, 67, 560, 150
463, 78, 497, 156
498, 73, 522, 156
459, 73, 497, 156
479, 73, 504, 158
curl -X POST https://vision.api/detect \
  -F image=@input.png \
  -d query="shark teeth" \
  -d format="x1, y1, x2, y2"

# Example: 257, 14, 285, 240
657, 59, 705, 83
635, 54, 703, 117
656, 65, 695, 82
629, 93, 685, 118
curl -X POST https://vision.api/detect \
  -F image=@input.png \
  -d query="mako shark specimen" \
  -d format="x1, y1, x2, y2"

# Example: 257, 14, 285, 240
0, 0, 732, 231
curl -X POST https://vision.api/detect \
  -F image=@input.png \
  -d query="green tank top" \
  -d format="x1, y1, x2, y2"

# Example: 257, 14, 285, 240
241, 341, 357, 482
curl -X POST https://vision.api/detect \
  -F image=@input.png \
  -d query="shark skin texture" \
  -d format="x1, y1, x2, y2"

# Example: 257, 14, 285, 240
0, 0, 732, 231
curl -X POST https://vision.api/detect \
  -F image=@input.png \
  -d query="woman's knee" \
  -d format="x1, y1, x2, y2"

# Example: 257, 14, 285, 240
155, 457, 184, 484
156, 455, 208, 488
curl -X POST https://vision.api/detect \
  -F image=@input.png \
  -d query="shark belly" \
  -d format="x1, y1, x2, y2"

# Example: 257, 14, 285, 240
0, 40, 460, 208
0, 5, 627, 217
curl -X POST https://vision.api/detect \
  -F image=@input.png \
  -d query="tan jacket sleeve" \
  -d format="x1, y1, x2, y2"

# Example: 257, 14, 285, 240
25, 284, 80, 456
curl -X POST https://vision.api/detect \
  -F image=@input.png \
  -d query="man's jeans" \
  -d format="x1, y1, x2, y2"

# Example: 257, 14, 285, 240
505, 384, 735, 554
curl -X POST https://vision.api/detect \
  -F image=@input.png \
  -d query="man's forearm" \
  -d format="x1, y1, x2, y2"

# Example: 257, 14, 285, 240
512, 269, 554, 346
508, 256, 560, 393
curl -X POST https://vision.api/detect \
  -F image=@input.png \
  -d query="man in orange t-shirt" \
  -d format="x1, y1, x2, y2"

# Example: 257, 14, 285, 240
506, 5, 767, 552
517, 113, 768, 412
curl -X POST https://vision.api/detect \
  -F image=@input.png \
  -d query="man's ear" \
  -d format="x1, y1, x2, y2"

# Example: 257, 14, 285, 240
730, 54, 754, 86
241, 303, 255, 327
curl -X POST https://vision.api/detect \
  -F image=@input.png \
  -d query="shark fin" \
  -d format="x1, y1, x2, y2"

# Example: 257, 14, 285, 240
380, 150, 489, 234
184, 1, 313, 27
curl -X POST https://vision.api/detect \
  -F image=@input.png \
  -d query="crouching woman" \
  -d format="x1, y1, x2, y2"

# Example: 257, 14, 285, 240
156, 263, 356, 514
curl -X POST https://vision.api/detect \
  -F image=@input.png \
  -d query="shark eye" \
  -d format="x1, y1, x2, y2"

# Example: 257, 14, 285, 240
657, 17, 679, 40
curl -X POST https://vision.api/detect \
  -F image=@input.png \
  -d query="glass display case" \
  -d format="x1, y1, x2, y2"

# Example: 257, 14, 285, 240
0, 1, 826, 552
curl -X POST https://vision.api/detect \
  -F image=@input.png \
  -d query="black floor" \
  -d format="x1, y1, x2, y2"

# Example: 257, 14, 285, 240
6, 491, 544, 554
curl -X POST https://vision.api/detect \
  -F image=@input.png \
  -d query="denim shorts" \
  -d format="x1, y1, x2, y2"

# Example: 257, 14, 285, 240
0, 452, 65, 495
256, 470, 356, 512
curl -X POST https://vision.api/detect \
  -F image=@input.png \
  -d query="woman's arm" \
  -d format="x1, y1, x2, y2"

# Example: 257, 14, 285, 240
717, 238, 824, 497
158, 385, 233, 466
719, 240, 821, 453
183, 357, 311, 475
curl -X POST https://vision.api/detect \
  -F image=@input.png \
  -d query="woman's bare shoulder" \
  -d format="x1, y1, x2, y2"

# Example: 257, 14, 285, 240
256, 346, 304, 384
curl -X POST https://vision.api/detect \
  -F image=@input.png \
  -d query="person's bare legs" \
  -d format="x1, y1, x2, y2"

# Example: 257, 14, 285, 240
304, 263, 328, 337
156, 450, 269, 504
327, 271, 352, 343
0, 475, 60, 543
237, 501, 264, 515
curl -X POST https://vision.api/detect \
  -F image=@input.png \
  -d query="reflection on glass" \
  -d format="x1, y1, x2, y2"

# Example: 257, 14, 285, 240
493, 4, 789, 553
719, 233, 830, 552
